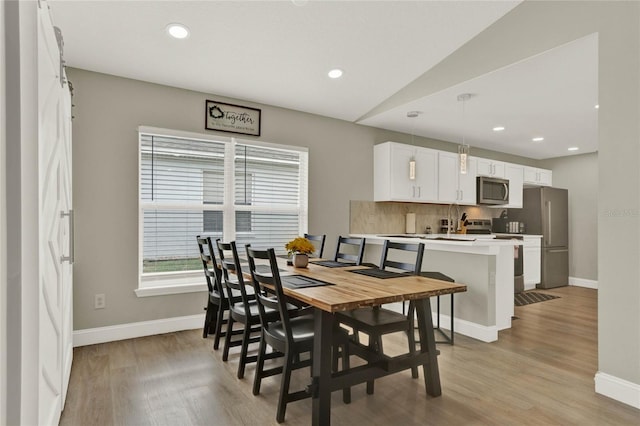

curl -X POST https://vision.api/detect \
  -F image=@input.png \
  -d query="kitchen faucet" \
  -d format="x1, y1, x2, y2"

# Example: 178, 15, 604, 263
447, 203, 460, 237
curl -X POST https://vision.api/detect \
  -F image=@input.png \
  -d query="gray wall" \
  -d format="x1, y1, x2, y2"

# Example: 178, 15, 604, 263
541, 153, 598, 281
67, 68, 379, 330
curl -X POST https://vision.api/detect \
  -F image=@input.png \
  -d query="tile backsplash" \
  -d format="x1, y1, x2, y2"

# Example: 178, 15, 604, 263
350, 200, 502, 235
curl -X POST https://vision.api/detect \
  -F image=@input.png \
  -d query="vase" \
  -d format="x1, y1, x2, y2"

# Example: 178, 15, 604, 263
292, 253, 309, 268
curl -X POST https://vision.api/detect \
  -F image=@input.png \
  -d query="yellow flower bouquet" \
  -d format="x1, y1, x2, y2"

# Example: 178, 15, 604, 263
285, 237, 315, 256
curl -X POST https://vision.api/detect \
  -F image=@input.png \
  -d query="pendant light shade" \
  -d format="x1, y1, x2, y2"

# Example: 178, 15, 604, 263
457, 93, 473, 174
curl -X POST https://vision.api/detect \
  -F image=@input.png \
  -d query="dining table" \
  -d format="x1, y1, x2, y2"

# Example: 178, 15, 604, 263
245, 258, 467, 425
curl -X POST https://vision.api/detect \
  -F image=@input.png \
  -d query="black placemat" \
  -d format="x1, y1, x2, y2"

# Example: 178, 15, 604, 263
309, 260, 356, 268
349, 268, 413, 279
281, 275, 335, 289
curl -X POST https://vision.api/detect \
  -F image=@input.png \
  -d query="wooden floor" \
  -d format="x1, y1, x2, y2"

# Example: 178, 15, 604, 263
60, 287, 640, 425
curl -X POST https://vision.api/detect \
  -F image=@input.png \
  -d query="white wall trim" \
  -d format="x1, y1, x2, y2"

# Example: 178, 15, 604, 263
73, 314, 205, 347
569, 276, 598, 289
594, 371, 640, 409
433, 313, 498, 343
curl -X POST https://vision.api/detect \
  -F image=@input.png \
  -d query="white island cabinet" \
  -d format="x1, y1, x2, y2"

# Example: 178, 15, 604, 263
374, 142, 438, 202
523, 236, 542, 289
350, 234, 522, 343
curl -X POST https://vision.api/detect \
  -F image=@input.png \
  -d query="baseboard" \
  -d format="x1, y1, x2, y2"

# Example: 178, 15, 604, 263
569, 276, 598, 289
594, 371, 640, 409
73, 314, 205, 347
432, 313, 498, 343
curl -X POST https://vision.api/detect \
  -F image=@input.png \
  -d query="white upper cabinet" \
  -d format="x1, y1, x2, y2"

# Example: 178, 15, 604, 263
374, 141, 550, 205
374, 142, 438, 202
503, 163, 524, 208
476, 158, 506, 178
523, 166, 553, 186
438, 151, 477, 205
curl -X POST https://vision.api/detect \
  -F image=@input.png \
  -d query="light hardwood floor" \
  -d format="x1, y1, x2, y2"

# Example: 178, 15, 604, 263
60, 287, 640, 425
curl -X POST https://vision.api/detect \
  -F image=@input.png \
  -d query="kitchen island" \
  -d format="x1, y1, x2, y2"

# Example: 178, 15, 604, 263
350, 233, 529, 342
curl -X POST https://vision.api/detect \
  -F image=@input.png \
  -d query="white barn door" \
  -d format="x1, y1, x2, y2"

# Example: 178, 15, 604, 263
37, 1, 73, 424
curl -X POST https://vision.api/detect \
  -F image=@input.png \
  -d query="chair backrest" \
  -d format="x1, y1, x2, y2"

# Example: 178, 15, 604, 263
334, 236, 366, 265
304, 233, 326, 258
216, 239, 251, 309
196, 235, 225, 297
379, 240, 425, 275
245, 245, 294, 345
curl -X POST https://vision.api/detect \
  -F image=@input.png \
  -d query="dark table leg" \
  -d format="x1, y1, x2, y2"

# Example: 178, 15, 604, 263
414, 298, 442, 396
312, 309, 333, 426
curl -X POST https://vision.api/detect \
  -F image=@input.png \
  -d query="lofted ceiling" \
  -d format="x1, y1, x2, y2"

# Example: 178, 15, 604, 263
50, 0, 597, 160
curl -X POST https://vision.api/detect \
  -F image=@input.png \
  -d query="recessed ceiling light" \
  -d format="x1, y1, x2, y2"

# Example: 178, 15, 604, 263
595, 104, 599, 109
568, 147, 579, 151
532, 137, 544, 142
328, 68, 343, 79
166, 23, 190, 39
493, 126, 505, 132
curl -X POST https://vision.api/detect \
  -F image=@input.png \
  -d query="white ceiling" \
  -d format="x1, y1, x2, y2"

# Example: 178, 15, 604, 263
50, 0, 597, 160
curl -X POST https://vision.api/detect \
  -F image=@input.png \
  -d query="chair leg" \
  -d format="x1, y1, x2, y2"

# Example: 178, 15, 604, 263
203, 302, 214, 338
252, 332, 267, 396
276, 351, 295, 423
237, 321, 252, 379
222, 316, 234, 361
213, 304, 226, 350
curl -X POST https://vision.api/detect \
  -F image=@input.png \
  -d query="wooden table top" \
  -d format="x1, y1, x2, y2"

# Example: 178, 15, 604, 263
251, 260, 467, 313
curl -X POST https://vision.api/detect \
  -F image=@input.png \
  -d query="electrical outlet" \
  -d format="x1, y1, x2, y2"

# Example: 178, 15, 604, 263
94, 293, 106, 309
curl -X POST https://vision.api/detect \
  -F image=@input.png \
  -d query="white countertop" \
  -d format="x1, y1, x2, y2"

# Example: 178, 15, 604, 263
351, 233, 524, 247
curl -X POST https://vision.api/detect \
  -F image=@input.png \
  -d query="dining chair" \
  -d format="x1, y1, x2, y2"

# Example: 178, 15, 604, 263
334, 236, 366, 265
215, 239, 264, 379
303, 233, 326, 258
196, 235, 236, 350
336, 239, 424, 394
245, 246, 351, 423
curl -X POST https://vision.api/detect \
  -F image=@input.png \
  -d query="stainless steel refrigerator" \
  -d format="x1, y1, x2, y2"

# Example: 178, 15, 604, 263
510, 187, 569, 289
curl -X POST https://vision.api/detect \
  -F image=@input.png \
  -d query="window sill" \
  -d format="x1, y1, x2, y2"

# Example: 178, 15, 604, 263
135, 283, 207, 298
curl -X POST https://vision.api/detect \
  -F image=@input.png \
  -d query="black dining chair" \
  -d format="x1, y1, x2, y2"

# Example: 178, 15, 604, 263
333, 236, 366, 265
196, 235, 238, 350
336, 239, 424, 394
245, 246, 351, 423
304, 233, 326, 258
215, 239, 263, 379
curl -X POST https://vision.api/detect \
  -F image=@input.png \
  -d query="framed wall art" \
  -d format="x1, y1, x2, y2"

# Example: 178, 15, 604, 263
205, 100, 261, 136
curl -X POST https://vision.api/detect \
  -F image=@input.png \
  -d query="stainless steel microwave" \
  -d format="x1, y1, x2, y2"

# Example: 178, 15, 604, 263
476, 176, 509, 205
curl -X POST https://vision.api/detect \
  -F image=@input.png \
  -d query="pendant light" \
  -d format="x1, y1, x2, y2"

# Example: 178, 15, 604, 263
407, 110, 421, 180
457, 93, 473, 174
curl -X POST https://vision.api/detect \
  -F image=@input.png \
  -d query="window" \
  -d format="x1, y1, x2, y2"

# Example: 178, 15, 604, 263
137, 127, 308, 296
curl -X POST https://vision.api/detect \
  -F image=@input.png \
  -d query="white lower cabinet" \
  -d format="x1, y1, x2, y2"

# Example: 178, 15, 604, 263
523, 237, 542, 289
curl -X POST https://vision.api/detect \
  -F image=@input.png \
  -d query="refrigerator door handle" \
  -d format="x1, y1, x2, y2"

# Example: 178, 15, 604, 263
546, 201, 552, 246
547, 248, 568, 253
